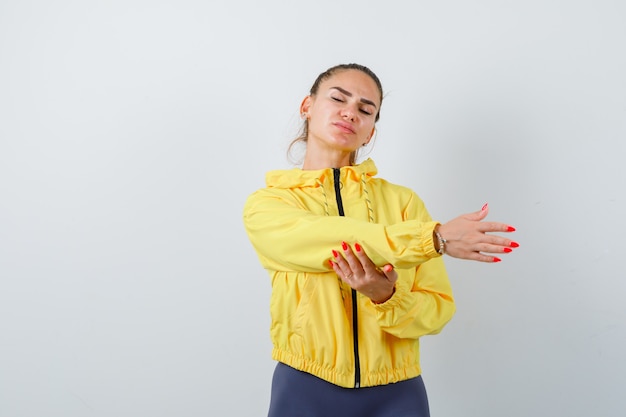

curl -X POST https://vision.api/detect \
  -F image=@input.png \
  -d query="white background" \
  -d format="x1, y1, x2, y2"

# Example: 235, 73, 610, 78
1, 1, 624, 416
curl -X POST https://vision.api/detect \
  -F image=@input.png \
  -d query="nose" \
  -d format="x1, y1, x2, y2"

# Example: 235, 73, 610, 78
341, 105, 356, 122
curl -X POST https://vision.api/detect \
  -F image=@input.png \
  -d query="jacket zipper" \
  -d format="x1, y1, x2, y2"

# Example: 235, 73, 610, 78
333, 168, 361, 389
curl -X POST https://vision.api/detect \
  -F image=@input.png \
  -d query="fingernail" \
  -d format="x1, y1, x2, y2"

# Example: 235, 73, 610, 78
355, 243, 362, 252
482, 203, 488, 211
329, 260, 334, 267
341, 241, 348, 251
507, 226, 516, 232
503, 248, 512, 253
510, 241, 520, 248
493, 257, 502, 263
383, 265, 393, 273
332, 250, 339, 258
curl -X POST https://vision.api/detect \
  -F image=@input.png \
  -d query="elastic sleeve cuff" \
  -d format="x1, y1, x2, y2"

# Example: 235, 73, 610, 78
370, 283, 408, 312
420, 221, 442, 258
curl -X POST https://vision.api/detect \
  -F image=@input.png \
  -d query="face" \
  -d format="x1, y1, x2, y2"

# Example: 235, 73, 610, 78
301, 69, 381, 154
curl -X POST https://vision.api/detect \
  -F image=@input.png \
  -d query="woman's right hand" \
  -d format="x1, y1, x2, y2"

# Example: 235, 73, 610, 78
437, 204, 518, 263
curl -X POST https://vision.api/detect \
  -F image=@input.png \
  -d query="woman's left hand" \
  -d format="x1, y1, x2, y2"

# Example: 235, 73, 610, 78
330, 242, 398, 304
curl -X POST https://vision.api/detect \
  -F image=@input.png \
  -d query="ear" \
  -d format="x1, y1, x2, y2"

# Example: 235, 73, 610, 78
300, 96, 312, 116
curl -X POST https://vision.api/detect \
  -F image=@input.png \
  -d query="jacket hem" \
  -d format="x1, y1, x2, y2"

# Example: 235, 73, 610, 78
272, 348, 422, 388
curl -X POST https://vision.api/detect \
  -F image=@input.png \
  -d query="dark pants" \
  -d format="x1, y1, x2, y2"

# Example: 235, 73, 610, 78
268, 362, 430, 417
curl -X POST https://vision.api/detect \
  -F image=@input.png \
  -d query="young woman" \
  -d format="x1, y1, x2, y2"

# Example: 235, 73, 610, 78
243, 63, 518, 417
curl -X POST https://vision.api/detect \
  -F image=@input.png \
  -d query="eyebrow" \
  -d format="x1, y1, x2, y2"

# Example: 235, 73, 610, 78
330, 86, 378, 109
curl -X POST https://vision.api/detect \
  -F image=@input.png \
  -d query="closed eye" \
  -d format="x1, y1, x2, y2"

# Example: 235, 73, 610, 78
331, 96, 344, 102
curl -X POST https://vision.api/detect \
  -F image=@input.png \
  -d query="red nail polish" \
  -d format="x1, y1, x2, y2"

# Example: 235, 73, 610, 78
329, 260, 334, 267
493, 257, 502, 263
503, 248, 512, 253
342, 241, 348, 251
332, 250, 338, 258
383, 264, 393, 273
482, 203, 488, 211
510, 242, 520, 248
507, 226, 516, 232
355, 243, 362, 252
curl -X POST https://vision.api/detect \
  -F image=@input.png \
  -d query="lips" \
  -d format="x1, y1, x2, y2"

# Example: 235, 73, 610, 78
333, 121, 355, 134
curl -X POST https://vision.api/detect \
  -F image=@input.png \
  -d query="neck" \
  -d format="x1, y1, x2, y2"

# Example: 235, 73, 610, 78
303, 152, 352, 170
302, 143, 353, 170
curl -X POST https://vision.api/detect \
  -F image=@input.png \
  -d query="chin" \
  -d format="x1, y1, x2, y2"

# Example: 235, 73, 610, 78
329, 135, 359, 149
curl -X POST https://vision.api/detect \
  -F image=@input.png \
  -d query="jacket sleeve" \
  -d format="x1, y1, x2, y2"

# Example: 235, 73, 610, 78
370, 256, 455, 339
368, 189, 455, 338
243, 188, 440, 273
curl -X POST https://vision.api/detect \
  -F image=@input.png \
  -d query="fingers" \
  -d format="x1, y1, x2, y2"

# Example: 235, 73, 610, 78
475, 233, 520, 250
461, 205, 515, 234
475, 242, 517, 255
441, 203, 519, 263
381, 264, 398, 282
331, 242, 376, 278
445, 241, 517, 263
343, 242, 394, 281
463, 202, 489, 221
340, 241, 365, 277
352, 243, 381, 276
444, 236, 519, 261
477, 221, 516, 234
330, 242, 361, 282
330, 249, 356, 281
465, 252, 503, 263
329, 242, 397, 302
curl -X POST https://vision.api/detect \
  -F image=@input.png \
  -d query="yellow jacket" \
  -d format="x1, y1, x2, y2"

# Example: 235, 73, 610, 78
243, 159, 455, 388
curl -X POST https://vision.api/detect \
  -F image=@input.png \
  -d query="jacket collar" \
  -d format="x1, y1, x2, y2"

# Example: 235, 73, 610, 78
265, 158, 378, 189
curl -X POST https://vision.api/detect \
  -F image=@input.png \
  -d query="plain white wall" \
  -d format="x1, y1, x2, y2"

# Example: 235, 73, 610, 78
1, 0, 624, 416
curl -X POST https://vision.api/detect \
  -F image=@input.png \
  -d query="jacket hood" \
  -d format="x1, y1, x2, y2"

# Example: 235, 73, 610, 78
265, 158, 378, 189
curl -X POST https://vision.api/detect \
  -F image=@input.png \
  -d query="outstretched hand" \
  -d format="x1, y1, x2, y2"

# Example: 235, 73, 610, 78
438, 203, 518, 263
330, 242, 397, 304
